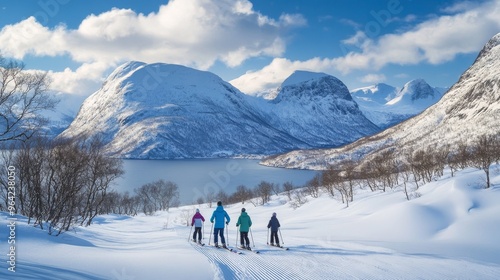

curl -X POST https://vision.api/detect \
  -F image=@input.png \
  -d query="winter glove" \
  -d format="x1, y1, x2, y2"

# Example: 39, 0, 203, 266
236, 224, 239, 227
226, 222, 229, 225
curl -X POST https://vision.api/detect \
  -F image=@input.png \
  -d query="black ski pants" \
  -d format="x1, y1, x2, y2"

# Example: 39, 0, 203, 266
240, 231, 250, 246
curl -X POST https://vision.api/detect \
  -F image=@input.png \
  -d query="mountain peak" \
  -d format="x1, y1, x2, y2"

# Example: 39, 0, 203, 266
274, 71, 351, 103
475, 32, 500, 62
281, 71, 330, 87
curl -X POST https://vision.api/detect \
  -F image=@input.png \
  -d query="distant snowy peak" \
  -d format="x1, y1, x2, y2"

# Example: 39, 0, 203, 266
400, 79, 434, 100
275, 71, 351, 102
351, 83, 398, 105
386, 79, 440, 107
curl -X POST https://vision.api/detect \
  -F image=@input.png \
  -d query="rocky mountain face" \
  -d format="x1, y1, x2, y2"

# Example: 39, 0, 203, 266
262, 32, 500, 169
59, 64, 379, 159
268, 71, 379, 147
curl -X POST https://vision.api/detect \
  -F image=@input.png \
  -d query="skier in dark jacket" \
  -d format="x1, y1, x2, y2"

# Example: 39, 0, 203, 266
210, 201, 230, 248
267, 212, 281, 246
236, 208, 252, 250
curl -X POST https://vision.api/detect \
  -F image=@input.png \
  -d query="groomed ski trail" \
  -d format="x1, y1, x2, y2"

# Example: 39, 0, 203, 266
191, 241, 500, 280
191, 244, 297, 280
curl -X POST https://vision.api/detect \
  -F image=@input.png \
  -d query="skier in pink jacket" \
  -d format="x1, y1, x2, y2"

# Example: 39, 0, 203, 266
191, 209, 205, 243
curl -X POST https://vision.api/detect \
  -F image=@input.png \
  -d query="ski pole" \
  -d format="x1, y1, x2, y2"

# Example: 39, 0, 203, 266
202, 222, 205, 241
279, 228, 284, 245
250, 228, 255, 248
226, 224, 229, 245
267, 228, 269, 245
188, 225, 193, 242
235, 225, 239, 247
209, 223, 213, 245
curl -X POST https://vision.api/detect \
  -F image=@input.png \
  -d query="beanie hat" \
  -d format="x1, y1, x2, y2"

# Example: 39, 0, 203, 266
217, 201, 222, 206
241, 208, 246, 212
196, 208, 199, 213
272, 212, 276, 216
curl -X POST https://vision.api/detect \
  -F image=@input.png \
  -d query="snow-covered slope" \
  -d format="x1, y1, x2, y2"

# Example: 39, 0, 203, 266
351, 80, 447, 129
2, 165, 499, 279
262, 32, 500, 169
60, 65, 379, 159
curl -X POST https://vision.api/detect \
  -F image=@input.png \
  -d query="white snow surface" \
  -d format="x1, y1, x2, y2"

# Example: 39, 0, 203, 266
1, 166, 500, 279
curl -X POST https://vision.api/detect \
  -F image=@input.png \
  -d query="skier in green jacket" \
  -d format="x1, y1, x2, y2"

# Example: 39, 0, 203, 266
236, 208, 252, 250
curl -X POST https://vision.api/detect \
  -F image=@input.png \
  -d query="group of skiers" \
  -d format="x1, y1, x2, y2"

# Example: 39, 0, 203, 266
191, 201, 281, 249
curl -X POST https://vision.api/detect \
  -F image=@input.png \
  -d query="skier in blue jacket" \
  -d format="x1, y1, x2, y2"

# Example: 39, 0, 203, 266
210, 201, 230, 248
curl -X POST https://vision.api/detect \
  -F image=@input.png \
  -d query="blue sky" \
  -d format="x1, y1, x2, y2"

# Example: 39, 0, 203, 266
0, 0, 499, 96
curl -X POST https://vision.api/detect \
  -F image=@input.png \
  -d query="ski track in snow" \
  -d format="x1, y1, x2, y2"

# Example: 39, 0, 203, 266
188, 235, 500, 280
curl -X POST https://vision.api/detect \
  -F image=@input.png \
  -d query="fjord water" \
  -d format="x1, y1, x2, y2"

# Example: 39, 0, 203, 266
113, 159, 319, 205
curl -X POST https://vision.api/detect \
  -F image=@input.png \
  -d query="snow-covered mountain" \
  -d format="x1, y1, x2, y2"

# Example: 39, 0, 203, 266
59, 63, 379, 159
267, 70, 379, 147
351, 83, 398, 105
262, 32, 500, 169
351, 80, 447, 129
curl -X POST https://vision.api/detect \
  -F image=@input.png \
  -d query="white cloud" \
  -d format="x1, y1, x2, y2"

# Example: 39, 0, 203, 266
48, 62, 110, 95
333, 0, 500, 73
360, 74, 386, 83
0, 0, 306, 68
0, 0, 305, 82
232, 0, 500, 94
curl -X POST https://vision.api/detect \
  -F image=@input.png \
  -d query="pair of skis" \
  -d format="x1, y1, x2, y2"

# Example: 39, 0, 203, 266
238, 246, 260, 254
214, 244, 242, 254
191, 239, 205, 246
268, 244, 289, 250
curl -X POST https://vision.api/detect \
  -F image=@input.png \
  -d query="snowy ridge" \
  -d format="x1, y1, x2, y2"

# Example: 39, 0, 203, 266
1, 166, 500, 279
262, 32, 500, 169
59, 66, 379, 159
